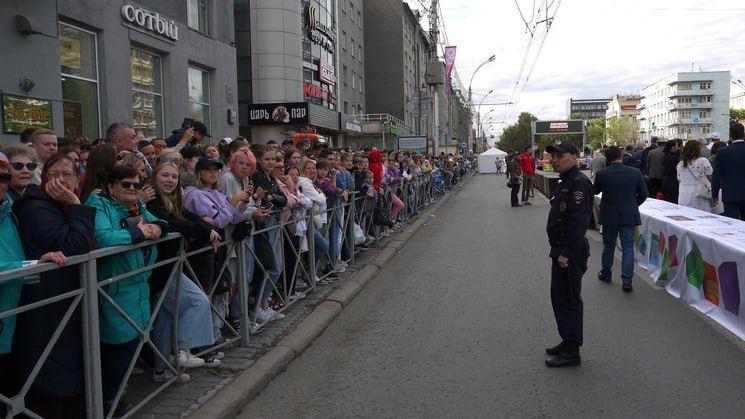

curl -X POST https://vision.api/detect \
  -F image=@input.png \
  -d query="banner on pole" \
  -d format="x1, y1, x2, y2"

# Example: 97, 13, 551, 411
444, 46, 457, 92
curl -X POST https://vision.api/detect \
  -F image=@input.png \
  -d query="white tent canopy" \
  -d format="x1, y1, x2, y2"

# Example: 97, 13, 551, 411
478, 147, 508, 173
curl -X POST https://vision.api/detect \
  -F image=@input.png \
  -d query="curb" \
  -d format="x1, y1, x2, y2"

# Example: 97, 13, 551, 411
192, 175, 473, 418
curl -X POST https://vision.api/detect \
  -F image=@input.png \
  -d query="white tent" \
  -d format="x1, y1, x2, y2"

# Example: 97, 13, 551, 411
478, 147, 508, 174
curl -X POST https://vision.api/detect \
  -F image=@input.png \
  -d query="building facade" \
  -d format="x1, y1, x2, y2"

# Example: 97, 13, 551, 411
567, 98, 611, 120
1, 0, 238, 144
237, 0, 342, 145
638, 71, 730, 141
337, 0, 366, 144
731, 91, 745, 110
605, 94, 641, 123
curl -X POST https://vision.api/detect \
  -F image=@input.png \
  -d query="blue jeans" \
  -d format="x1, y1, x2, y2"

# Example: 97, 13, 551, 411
328, 206, 343, 266
601, 225, 635, 283
152, 273, 214, 372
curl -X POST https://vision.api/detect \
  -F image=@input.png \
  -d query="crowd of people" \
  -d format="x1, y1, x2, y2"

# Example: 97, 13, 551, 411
588, 122, 745, 220
0, 119, 473, 417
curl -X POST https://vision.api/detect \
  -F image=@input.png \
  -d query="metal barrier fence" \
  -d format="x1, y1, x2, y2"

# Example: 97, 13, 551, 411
0, 172, 466, 418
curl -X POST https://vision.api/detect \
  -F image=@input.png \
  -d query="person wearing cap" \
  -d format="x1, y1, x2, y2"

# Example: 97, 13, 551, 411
593, 146, 648, 292
166, 118, 210, 149
707, 132, 722, 150
544, 141, 594, 368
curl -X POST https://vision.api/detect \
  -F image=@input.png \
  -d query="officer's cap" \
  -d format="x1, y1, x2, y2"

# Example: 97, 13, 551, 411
546, 141, 579, 156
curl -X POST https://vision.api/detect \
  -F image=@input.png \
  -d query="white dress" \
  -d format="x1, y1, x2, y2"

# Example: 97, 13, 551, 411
676, 157, 713, 212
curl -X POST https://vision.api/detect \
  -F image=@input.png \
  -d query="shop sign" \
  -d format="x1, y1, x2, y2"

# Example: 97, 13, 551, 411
303, 82, 336, 105
306, 4, 335, 55
121, 3, 179, 42
319, 61, 336, 86
2, 94, 53, 134
345, 121, 361, 133
247, 102, 309, 125
307, 5, 336, 41
533, 119, 584, 135
398, 136, 428, 154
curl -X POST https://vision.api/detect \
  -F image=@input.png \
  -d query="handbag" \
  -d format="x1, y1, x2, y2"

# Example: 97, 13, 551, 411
687, 164, 712, 199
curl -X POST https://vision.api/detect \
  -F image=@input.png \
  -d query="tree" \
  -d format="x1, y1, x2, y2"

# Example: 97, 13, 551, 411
498, 112, 538, 152
606, 115, 638, 146
731, 108, 745, 124
586, 117, 606, 151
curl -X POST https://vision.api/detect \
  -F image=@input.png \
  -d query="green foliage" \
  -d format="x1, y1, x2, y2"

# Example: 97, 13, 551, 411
606, 115, 638, 146
498, 112, 538, 152
586, 117, 606, 151
731, 108, 745, 123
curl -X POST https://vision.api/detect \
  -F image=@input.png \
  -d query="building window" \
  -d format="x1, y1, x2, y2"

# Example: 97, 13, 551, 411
350, 38, 355, 58
187, 0, 209, 34
700, 110, 711, 118
681, 109, 692, 118
342, 31, 347, 50
357, 11, 362, 28
342, 65, 348, 85
700, 82, 712, 90
678, 83, 692, 90
358, 45, 363, 63
352, 70, 356, 89
188, 66, 210, 132
344, 101, 349, 114
59, 22, 100, 139
359, 74, 363, 93
131, 48, 163, 138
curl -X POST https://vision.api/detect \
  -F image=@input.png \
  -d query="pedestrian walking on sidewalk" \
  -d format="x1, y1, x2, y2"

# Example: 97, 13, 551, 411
544, 142, 593, 367
520, 146, 535, 205
593, 146, 648, 292
506, 151, 522, 207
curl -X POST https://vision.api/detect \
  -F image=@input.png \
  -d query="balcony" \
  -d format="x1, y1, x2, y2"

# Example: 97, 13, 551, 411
358, 113, 413, 136
669, 91, 713, 98
668, 102, 713, 110
669, 117, 712, 125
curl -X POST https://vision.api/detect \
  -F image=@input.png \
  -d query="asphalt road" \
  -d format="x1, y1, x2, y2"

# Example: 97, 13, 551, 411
238, 173, 745, 418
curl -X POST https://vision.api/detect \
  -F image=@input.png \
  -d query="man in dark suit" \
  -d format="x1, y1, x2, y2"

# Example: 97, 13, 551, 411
593, 146, 649, 292
712, 123, 745, 220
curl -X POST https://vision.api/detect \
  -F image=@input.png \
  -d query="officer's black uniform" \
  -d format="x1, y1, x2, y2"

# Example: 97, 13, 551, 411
545, 155, 593, 365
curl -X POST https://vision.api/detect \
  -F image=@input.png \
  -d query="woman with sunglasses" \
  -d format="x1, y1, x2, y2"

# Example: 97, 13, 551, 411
2, 143, 38, 205
85, 165, 167, 415
13, 153, 95, 416
147, 162, 222, 381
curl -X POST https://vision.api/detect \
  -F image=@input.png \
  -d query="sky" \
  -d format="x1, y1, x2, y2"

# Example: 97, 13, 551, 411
407, 0, 745, 136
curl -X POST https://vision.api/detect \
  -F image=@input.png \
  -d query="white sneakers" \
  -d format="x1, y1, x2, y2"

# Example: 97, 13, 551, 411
257, 307, 286, 323
171, 350, 205, 369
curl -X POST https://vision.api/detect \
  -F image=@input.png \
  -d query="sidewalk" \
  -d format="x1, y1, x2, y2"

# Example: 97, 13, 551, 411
132, 175, 473, 418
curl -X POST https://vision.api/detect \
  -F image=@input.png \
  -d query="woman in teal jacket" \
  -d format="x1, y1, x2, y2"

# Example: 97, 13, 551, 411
0, 153, 67, 405
85, 165, 167, 413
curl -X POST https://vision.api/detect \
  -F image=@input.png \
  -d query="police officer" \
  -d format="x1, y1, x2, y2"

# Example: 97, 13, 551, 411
544, 142, 593, 367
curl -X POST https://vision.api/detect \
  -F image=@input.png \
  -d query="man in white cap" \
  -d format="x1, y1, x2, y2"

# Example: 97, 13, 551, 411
708, 132, 722, 150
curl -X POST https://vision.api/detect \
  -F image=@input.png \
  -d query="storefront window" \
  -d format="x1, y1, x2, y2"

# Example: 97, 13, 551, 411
188, 67, 210, 132
131, 49, 163, 138
59, 23, 100, 139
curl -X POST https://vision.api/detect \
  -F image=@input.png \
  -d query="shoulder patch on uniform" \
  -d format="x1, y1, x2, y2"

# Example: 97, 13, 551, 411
572, 190, 584, 204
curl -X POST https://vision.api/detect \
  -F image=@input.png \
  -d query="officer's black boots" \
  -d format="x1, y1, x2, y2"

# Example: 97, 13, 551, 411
545, 342, 581, 367
545, 341, 566, 356
597, 272, 611, 283
622, 282, 633, 292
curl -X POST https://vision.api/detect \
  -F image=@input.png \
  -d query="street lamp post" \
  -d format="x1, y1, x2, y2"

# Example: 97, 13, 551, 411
468, 54, 496, 151
476, 89, 493, 151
